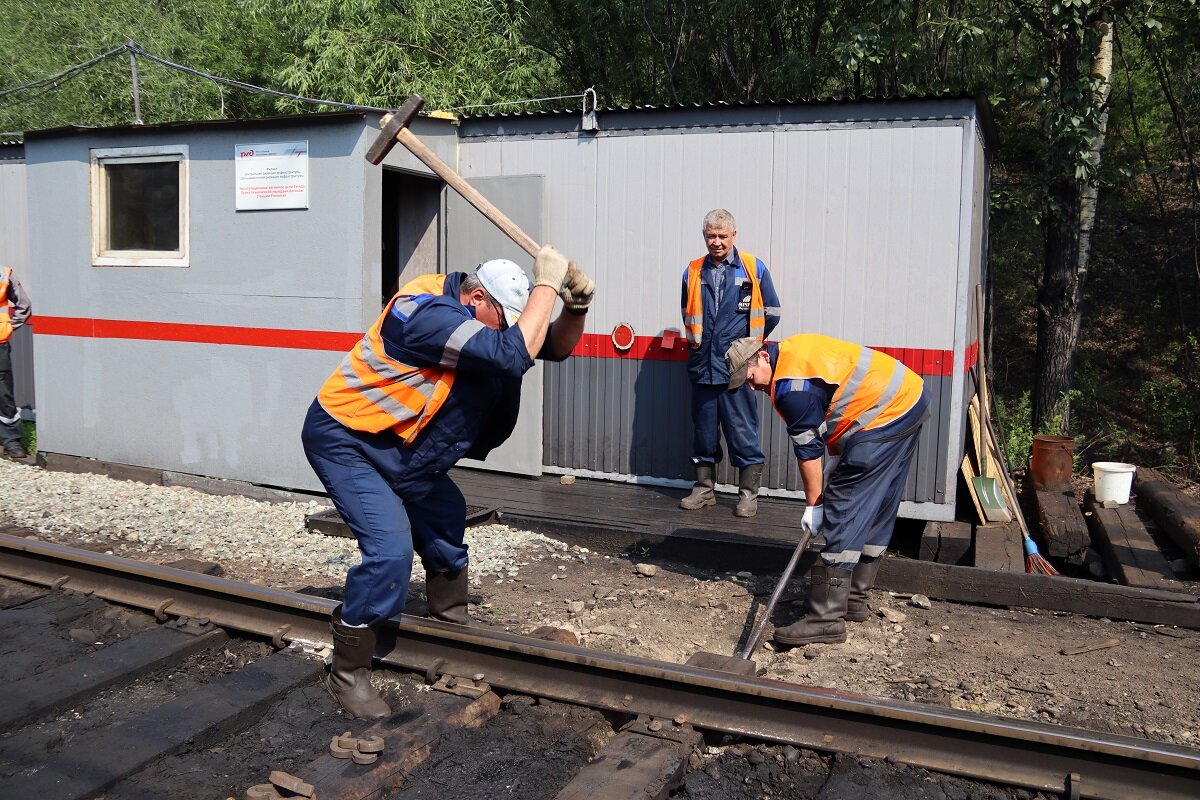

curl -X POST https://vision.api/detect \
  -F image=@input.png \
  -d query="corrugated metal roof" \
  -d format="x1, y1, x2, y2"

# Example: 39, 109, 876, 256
456, 89, 990, 119
0, 133, 23, 146
23, 110, 371, 141
454, 91, 996, 149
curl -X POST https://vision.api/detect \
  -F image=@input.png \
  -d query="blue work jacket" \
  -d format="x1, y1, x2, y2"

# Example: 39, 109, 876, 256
377, 272, 564, 493
680, 247, 781, 385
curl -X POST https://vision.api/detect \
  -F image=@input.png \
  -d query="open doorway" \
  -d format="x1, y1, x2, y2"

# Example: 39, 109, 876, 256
381, 168, 442, 306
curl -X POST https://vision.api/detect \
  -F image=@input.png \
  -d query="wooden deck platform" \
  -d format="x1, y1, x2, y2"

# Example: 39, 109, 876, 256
309, 467, 823, 574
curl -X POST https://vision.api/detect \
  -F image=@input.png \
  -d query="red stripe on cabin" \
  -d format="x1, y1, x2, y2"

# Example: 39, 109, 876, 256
30, 317, 968, 377
579, 335, 960, 377
31, 316, 361, 352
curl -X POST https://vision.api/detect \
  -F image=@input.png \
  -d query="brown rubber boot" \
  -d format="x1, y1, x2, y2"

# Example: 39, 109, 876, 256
734, 464, 764, 518
326, 606, 390, 719
426, 568, 471, 624
679, 462, 717, 510
845, 556, 884, 622
773, 563, 850, 646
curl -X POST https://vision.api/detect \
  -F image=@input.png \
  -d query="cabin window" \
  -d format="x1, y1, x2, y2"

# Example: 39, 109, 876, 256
90, 145, 189, 267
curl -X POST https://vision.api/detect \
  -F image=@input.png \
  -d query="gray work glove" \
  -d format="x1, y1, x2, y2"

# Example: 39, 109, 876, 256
533, 244, 570, 290
558, 261, 595, 314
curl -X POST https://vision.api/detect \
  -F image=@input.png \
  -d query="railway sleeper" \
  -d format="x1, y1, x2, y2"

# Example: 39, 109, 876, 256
3, 650, 322, 800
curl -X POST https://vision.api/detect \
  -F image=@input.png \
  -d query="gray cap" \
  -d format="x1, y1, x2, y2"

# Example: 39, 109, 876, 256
725, 337, 764, 390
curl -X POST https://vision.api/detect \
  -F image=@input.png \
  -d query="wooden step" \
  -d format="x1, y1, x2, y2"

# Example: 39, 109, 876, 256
1085, 491, 1181, 591
1034, 488, 1090, 564
1135, 467, 1200, 567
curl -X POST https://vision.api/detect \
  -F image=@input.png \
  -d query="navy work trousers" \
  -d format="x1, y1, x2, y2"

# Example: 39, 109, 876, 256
689, 382, 764, 468
301, 401, 468, 627
0, 342, 19, 447
819, 398, 927, 570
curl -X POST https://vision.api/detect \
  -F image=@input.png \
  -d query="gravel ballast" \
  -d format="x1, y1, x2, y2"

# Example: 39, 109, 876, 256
0, 458, 578, 586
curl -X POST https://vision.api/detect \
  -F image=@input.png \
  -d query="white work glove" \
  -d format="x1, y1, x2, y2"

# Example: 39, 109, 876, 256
533, 243, 571, 290
558, 261, 595, 314
801, 504, 824, 535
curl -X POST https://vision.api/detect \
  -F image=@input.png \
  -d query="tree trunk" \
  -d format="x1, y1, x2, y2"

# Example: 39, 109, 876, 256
1033, 21, 1114, 435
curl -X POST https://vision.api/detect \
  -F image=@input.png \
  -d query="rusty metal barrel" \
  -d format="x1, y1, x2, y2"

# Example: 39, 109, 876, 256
1030, 435, 1074, 491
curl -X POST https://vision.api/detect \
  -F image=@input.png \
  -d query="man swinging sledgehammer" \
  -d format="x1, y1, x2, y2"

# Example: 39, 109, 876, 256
302, 249, 595, 718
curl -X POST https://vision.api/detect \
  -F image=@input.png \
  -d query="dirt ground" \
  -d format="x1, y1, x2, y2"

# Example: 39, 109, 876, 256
0, 579, 1056, 799
66, 521, 1200, 751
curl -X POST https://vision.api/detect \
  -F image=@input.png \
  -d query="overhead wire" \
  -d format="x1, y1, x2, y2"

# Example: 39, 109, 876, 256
0, 42, 590, 121
0, 44, 129, 100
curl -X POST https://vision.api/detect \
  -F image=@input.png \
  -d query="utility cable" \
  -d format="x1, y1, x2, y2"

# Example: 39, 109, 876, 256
122, 43, 394, 114
1, 42, 591, 120
0, 44, 128, 99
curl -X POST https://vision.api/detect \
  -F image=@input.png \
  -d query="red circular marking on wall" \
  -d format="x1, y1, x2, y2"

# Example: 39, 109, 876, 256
611, 322, 635, 352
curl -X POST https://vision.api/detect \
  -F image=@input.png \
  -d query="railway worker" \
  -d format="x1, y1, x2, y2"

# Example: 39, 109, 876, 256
678, 209, 781, 518
302, 245, 594, 718
724, 334, 928, 646
0, 265, 32, 461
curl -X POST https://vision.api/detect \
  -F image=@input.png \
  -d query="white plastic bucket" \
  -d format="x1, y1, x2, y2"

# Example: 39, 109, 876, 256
1092, 462, 1137, 504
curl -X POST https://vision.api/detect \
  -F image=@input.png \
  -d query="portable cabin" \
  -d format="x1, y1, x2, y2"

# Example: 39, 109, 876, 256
23, 97, 991, 522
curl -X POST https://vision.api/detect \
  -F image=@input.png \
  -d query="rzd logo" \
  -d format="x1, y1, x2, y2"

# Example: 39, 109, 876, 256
239, 150, 255, 158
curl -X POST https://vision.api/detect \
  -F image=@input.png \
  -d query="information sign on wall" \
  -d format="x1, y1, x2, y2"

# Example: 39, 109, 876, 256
235, 141, 309, 210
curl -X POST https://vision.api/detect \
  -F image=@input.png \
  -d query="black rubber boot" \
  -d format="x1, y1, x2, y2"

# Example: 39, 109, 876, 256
679, 462, 717, 510
773, 563, 850, 646
734, 464, 764, 518
326, 606, 390, 719
845, 556, 884, 622
426, 568, 471, 624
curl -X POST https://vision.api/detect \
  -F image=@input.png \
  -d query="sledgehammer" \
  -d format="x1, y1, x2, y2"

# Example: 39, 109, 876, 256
365, 93, 541, 258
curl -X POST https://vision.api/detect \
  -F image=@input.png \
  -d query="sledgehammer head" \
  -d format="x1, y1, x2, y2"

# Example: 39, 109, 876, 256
365, 93, 426, 165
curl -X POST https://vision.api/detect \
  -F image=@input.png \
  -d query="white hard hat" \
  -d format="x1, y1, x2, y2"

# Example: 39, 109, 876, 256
475, 259, 531, 327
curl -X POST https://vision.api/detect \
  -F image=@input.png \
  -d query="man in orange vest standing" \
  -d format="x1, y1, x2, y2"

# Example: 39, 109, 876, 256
679, 209, 781, 517
725, 335, 928, 647
0, 265, 33, 461
301, 245, 594, 719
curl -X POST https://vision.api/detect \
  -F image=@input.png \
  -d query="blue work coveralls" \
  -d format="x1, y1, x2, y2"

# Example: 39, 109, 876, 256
764, 342, 929, 570
680, 248, 781, 468
301, 273, 562, 626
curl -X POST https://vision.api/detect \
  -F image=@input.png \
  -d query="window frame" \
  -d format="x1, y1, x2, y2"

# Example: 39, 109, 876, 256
90, 144, 190, 267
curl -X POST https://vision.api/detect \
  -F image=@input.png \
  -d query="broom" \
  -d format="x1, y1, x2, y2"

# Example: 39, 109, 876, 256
981, 398, 1059, 576
1023, 533, 1058, 575
975, 287, 1057, 575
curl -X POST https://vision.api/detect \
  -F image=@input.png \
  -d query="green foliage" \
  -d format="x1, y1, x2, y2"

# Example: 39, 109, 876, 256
0, 1, 287, 130
19, 421, 35, 456
1136, 336, 1200, 464
256, 0, 564, 111
995, 390, 1035, 473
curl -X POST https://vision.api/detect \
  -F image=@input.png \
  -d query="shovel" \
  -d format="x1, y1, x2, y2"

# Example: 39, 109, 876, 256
971, 286, 1011, 522
686, 528, 814, 675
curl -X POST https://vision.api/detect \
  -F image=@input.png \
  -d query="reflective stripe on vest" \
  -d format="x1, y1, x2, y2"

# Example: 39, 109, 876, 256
770, 334, 924, 449
317, 275, 455, 442
683, 250, 765, 347
0, 266, 12, 343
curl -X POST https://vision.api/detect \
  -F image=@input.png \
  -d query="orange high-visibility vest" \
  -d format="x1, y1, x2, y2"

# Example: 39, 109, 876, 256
683, 250, 764, 348
317, 275, 455, 442
771, 334, 924, 451
0, 267, 13, 343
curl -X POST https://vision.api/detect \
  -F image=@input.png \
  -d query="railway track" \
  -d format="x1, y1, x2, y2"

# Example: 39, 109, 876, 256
1, 531, 1198, 800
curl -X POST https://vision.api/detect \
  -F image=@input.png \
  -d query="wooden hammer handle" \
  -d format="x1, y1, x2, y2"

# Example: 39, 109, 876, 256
394, 127, 541, 259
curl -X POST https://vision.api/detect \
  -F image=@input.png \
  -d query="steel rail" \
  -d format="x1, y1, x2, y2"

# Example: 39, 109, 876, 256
3, 532, 1198, 800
